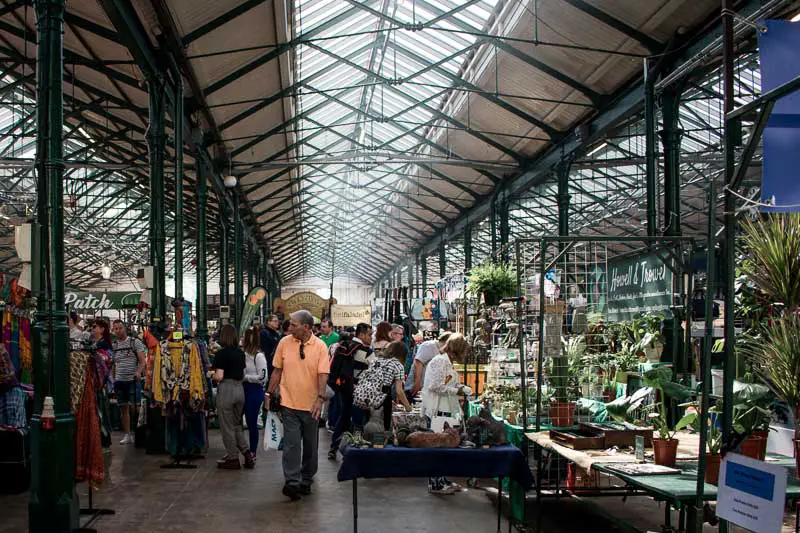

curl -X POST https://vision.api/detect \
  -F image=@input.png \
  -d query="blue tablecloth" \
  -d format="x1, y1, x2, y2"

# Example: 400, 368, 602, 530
337, 444, 534, 489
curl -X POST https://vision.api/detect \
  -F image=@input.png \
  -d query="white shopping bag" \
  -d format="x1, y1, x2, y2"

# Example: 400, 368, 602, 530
263, 410, 284, 451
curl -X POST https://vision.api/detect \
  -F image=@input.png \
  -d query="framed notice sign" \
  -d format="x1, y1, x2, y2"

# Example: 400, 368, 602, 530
717, 453, 787, 533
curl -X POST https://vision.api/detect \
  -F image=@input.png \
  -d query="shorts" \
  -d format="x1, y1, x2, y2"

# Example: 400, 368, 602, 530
114, 380, 139, 406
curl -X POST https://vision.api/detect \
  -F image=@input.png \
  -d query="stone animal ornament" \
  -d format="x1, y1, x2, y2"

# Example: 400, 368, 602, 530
362, 408, 387, 444
407, 424, 461, 448
465, 407, 508, 446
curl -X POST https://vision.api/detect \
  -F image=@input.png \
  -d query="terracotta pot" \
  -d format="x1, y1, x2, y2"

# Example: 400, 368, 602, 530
739, 436, 764, 459
653, 438, 679, 467
548, 401, 576, 427
704, 453, 721, 485
752, 430, 769, 460
603, 389, 617, 402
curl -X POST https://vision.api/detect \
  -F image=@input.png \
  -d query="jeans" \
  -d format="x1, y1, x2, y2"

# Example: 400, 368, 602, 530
330, 390, 365, 453
217, 380, 248, 458
327, 392, 340, 429
281, 407, 319, 487
243, 382, 264, 454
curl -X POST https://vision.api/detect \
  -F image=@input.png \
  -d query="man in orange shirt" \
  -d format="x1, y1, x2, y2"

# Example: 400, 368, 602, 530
265, 310, 330, 501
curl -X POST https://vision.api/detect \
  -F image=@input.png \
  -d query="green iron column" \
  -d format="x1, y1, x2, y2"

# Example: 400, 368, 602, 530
660, 87, 683, 238
174, 76, 183, 299
557, 160, 571, 237
499, 195, 510, 262
246, 240, 253, 292
490, 198, 498, 257
195, 159, 208, 341
29, 1, 78, 530
219, 202, 229, 307
439, 241, 446, 279
464, 223, 473, 272
147, 73, 167, 324
233, 198, 244, 328
408, 257, 415, 295
644, 61, 658, 237
421, 253, 428, 296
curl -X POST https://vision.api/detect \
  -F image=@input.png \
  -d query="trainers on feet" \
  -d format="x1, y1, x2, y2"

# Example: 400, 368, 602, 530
119, 433, 132, 445
217, 457, 241, 470
429, 485, 459, 495
327, 450, 337, 461
282, 484, 301, 501
243, 452, 255, 469
299, 484, 312, 495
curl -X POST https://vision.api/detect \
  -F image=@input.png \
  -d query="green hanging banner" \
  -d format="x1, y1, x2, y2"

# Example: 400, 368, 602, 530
607, 251, 673, 322
64, 291, 143, 311
239, 286, 268, 337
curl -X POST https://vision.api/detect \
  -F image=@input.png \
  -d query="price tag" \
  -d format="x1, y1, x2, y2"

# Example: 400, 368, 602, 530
173, 330, 184, 341
635, 435, 645, 462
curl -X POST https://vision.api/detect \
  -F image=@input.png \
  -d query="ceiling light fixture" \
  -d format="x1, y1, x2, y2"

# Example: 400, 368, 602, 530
101, 265, 112, 280
222, 156, 237, 188
587, 142, 608, 156
791, 11, 800, 22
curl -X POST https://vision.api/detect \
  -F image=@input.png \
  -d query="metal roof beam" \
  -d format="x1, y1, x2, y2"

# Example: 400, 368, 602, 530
561, 0, 662, 52
182, 0, 266, 45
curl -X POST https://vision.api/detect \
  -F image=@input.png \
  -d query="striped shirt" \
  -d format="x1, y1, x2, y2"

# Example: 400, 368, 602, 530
112, 336, 145, 382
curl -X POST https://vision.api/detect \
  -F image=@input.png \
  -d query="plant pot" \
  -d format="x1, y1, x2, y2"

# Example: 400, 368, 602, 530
752, 429, 769, 460
483, 291, 501, 307
704, 453, 721, 485
653, 438, 679, 467
548, 401, 576, 427
738, 435, 764, 459
602, 389, 616, 402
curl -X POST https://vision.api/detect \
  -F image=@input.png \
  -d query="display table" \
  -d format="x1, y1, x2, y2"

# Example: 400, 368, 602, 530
338, 444, 534, 533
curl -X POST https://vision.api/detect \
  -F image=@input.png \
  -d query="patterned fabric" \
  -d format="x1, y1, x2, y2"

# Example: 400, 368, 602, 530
18, 319, 30, 384
69, 351, 91, 414
0, 344, 18, 392
0, 386, 25, 427
75, 362, 104, 485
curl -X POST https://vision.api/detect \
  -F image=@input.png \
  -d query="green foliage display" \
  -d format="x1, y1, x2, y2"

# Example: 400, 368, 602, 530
643, 366, 694, 440
467, 261, 516, 301
740, 213, 800, 313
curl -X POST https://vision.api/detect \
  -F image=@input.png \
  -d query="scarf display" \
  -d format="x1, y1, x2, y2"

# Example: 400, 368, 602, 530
0, 344, 17, 392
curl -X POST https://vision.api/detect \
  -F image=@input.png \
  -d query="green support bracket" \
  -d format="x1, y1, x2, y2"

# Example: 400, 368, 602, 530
233, 198, 243, 329
499, 196, 510, 262
644, 63, 658, 237
195, 157, 208, 341
464, 223, 473, 272
174, 76, 183, 299
408, 257, 415, 294
421, 254, 428, 296
147, 73, 167, 324
29, 1, 78, 530
490, 200, 498, 256
438, 241, 446, 279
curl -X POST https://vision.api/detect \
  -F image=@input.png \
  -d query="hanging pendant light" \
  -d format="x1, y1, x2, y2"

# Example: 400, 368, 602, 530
223, 155, 237, 188
101, 265, 112, 280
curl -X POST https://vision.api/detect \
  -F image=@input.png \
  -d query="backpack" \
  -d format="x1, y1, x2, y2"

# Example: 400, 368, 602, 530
353, 359, 390, 410
328, 340, 360, 392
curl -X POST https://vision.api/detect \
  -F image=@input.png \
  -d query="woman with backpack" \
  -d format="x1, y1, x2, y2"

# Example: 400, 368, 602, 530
242, 326, 268, 460
353, 341, 413, 433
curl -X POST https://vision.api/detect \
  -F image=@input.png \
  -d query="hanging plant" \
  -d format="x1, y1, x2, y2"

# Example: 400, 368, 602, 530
467, 261, 516, 306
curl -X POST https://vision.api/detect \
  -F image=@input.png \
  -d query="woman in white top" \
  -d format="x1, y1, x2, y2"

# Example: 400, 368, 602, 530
421, 332, 473, 494
242, 327, 268, 458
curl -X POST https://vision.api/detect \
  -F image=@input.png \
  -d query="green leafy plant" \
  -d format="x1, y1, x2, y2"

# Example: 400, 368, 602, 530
604, 386, 653, 424
467, 261, 516, 303
740, 213, 800, 313
643, 366, 694, 440
674, 403, 723, 455
731, 380, 773, 435
550, 336, 585, 403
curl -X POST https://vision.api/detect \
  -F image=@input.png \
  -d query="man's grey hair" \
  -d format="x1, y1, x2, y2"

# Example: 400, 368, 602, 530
291, 310, 315, 328
390, 323, 403, 332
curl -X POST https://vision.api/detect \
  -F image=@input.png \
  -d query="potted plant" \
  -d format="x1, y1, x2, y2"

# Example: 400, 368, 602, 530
731, 380, 773, 460
467, 261, 516, 307
549, 336, 584, 427
675, 403, 723, 484
643, 366, 694, 466
742, 316, 800, 475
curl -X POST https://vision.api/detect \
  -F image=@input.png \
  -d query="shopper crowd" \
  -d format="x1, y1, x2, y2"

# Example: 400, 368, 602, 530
65, 310, 474, 502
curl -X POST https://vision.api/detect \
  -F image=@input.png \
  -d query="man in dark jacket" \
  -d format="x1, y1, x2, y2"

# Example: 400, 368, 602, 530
260, 315, 281, 379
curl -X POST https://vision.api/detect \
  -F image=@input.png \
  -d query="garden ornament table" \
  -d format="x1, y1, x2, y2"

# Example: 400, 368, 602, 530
527, 431, 800, 533
337, 444, 534, 533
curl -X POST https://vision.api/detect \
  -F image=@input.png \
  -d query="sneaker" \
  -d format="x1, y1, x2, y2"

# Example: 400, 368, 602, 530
429, 484, 459, 495
282, 484, 301, 501
119, 434, 132, 445
217, 457, 241, 470
299, 484, 312, 495
328, 450, 337, 461
243, 452, 255, 470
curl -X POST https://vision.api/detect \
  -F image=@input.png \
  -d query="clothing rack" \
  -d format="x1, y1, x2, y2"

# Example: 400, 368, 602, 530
75, 484, 114, 532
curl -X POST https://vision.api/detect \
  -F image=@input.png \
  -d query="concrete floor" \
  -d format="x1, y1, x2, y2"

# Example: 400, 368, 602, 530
0, 430, 512, 533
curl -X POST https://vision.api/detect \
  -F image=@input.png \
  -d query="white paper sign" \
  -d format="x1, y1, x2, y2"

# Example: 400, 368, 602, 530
717, 453, 787, 533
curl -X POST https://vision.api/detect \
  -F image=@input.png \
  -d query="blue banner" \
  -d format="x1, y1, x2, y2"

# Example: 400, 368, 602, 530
759, 20, 800, 211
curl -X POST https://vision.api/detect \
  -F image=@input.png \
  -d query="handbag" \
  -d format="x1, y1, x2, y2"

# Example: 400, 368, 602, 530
353, 360, 388, 410
263, 410, 284, 451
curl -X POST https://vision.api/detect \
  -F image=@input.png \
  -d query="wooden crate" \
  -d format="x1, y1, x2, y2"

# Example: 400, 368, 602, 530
549, 429, 605, 450
579, 422, 653, 447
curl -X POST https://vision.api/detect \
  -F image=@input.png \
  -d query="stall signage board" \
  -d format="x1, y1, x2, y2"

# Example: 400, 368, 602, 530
331, 305, 371, 327
606, 252, 672, 322
717, 453, 787, 533
274, 292, 334, 320
65, 291, 142, 310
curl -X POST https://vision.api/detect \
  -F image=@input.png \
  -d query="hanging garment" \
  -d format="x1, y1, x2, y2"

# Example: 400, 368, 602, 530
18, 319, 30, 384
9, 315, 19, 373
0, 344, 17, 392
69, 351, 91, 414
75, 363, 104, 485
2, 311, 11, 358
